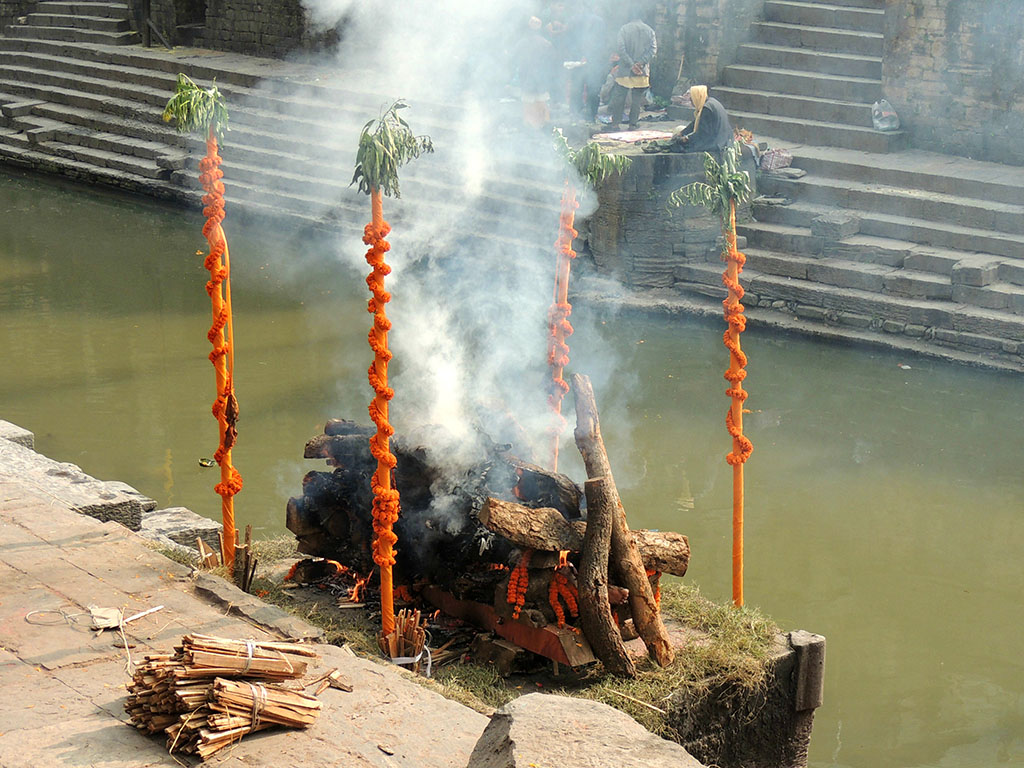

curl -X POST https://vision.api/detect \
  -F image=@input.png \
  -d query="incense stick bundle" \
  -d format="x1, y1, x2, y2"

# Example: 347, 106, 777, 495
378, 608, 427, 673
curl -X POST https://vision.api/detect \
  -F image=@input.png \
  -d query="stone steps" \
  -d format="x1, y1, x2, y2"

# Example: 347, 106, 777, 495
779, 144, 1024, 207
735, 43, 881, 79
34, 1, 131, 17
750, 200, 1024, 261
758, 175, 1024, 236
763, 0, 885, 33
3, 23, 139, 45
748, 22, 883, 56
716, 86, 871, 126
0, 35, 563, 246
723, 65, 881, 104
730, 109, 904, 153
673, 261, 1024, 351
716, 0, 898, 154
23, 13, 131, 32
0, 127, 184, 199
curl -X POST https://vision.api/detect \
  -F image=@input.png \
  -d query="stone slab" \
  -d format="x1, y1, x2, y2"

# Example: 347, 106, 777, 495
0, 438, 157, 530
0, 420, 34, 449
467, 693, 706, 768
138, 505, 221, 551
0, 469, 488, 768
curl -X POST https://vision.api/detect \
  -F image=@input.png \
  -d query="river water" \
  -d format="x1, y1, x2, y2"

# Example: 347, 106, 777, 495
2, 168, 1022, 767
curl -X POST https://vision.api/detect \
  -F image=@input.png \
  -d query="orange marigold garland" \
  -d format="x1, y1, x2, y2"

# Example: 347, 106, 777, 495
507, 549, 533, 620
548, 570, 579, 629
546, 182, 580, 470
199, 130, 242, 568
364, 190, 401, 635
723, 199, 753, 606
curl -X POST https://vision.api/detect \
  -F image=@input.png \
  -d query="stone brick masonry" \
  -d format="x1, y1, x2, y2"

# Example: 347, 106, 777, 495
883, 0, 1024, 165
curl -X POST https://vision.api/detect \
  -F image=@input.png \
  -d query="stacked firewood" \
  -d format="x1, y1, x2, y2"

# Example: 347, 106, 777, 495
126, 634, 321, 757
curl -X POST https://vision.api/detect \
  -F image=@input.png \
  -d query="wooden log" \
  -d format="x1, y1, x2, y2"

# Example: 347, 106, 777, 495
478, 498, 689, 577
579, 476, 636, 678
571, 373, 675, 667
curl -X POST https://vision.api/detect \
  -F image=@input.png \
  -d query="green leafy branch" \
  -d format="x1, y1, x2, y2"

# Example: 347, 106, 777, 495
553, 128, 631, 188
162, 74, 229, 139
351, 100, 434, 198
668, 142, 752, 227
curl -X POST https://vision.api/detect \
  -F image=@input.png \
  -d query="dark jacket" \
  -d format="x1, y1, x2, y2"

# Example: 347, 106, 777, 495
679, 97, 733, 153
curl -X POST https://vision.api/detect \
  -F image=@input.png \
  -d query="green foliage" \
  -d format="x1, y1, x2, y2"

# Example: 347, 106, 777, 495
162, 73, 229, 139
351, 100, 434, 198
553, 128, 632, 189
668, 142, 752, 227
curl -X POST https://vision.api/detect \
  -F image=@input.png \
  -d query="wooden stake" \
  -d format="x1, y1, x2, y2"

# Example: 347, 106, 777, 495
571, 374, 675, 667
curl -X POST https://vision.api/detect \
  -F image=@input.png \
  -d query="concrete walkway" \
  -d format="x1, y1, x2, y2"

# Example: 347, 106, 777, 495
0, 449, 488, 767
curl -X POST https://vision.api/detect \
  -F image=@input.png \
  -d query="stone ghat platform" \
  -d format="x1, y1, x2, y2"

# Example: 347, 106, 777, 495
0, 420, 711, 768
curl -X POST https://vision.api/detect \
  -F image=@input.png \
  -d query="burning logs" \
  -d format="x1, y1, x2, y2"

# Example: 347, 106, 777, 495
572, 373, 675, 668
126, 634, 320, 757
479, 498, 689, 577
286, 393, 691, 676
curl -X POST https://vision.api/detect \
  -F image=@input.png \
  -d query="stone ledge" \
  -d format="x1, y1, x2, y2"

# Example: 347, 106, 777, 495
138, 505, 222, 552
0, 419, 35, 449
0, 423, 156, 529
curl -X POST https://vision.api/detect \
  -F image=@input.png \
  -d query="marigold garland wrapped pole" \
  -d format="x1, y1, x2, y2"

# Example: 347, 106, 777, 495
670, 143, 753, 606
351, 101, 433, 637
547, 130, 630, 470
163, 74, 242, 570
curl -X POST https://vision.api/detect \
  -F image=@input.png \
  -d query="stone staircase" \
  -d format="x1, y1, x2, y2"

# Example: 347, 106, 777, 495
672, 143, 1024, 364
4, 0, 139, 45
0, 35, 561, 249
716, 0, 905, 153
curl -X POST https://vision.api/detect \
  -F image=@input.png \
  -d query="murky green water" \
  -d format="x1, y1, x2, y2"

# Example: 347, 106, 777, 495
2, 168, 1022, 767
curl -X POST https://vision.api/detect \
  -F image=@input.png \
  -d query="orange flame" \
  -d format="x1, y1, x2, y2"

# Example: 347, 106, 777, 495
394, 584, 414, 602
558, 550, 570, 570
512, 467, 524, 500
349, 573, 370, 603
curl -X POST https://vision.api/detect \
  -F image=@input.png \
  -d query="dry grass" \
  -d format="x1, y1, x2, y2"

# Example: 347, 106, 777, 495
152, 536, 779, 735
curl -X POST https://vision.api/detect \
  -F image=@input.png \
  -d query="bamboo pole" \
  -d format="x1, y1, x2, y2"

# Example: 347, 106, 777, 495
722, 200, 753, 606
199, 126, 242, 569
547, 181, 579, 470
365, 188, 399, 636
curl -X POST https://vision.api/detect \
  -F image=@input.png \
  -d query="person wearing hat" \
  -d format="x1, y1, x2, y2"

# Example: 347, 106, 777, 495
674, 85, 734, 152
605, 10, 656, 130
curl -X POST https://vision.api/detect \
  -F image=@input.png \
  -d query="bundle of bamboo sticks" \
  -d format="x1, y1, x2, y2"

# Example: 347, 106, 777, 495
164, 679, 321, 759
378, 608, 426, 674
126, 633, 321, 756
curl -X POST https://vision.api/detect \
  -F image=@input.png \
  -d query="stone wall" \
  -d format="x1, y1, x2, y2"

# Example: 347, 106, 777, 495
588, 150, 755, 288
649, 0, 766, 99
883, 0, 1024, 165
125, 0, 340, 56
0, 0, 32, 33
196, 0, 310, 57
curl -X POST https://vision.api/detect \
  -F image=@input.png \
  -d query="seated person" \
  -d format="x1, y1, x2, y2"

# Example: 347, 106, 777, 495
674, 85, 733, 153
